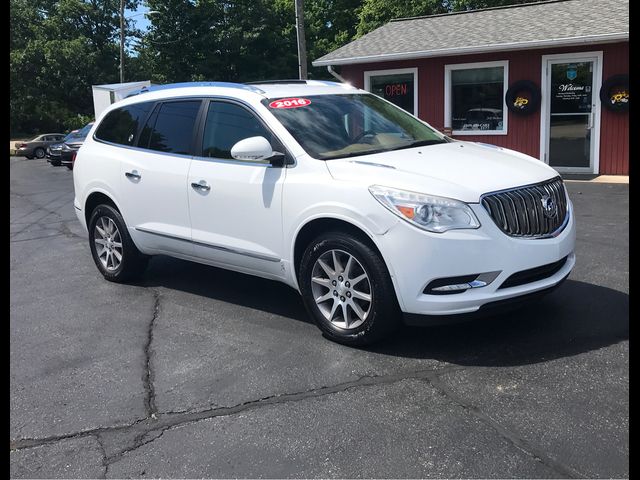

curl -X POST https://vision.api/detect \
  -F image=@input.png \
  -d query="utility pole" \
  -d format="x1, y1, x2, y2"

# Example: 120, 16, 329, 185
294, 0, 307, 79
119, 0, 125, 83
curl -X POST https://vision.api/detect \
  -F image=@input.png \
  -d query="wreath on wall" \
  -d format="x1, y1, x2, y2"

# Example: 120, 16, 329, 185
600, 74, 629, 112
505, 80, 541, 115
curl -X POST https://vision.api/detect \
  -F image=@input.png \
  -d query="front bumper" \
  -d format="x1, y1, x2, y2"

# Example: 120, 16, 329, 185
60, 150, 75, 166
377, 201, 576, 316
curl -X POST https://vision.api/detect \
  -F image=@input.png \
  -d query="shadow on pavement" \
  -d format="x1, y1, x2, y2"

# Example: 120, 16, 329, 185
139, 255, 628, 368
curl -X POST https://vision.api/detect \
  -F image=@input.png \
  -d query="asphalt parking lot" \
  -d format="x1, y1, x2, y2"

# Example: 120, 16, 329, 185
10, 155, 628, 478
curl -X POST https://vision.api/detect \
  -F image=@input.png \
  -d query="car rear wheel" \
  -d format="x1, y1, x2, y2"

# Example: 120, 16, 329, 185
299, 231, 401, 346
34, 148, 45, 159
88, 204, 149, 283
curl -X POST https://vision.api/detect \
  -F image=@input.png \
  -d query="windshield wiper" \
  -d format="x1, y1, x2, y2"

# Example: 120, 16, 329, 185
389, 139, 447, 151
323, 148, 392, 160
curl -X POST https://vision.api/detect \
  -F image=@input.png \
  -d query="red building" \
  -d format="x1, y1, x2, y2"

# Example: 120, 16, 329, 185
313, 0, 629, 175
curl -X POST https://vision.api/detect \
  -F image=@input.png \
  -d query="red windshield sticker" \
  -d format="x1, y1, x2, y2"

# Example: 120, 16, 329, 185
268, 98, 311, 109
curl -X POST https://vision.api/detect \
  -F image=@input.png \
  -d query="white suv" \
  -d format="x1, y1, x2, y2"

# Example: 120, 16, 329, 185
73, 80, 575, 346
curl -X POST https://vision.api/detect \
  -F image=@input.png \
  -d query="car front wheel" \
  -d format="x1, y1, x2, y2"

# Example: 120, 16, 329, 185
299, 231, 401, 346
88, 204, 149, 282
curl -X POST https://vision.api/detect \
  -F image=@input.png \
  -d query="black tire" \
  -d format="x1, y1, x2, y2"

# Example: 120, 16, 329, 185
600, 74, 629, 112
88, 204, 149, 283
66, 164, 73, 170
505, 80, 541, 115
50, 159, 61, 166
298, 231, 401, 346
34, 147, 45, 159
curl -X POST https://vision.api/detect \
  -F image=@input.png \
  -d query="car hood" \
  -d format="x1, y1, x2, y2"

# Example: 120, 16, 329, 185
325, 141, 559, 203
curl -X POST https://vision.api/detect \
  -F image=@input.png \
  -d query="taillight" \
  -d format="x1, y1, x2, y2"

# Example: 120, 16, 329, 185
18, 143, 27, 148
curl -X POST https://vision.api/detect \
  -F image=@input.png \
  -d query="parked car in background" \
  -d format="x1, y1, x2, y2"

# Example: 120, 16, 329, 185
47, 122, 94, 168
16, 134, 66, 159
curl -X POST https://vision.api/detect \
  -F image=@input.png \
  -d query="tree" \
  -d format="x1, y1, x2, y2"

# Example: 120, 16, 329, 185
10, 0, 140, 135
355, 0, 447, 37
446, 0, 537, 10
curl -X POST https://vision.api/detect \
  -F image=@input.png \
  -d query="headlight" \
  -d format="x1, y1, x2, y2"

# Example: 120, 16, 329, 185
369, 185, 480, 233
61, 144, 72, 151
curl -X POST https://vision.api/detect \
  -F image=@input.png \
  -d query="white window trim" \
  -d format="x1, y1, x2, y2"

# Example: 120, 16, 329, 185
444, 60, 509, 136
539, 50, 603, 175
364, 67, 419, 117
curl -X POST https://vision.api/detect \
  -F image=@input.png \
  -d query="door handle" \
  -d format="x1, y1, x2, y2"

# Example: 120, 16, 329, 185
191, 181, 211, 192
125, 170, 141, 180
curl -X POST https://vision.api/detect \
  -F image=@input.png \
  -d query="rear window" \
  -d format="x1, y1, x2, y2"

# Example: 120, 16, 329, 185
95, 103, 153, 146
138, 101, 201, 155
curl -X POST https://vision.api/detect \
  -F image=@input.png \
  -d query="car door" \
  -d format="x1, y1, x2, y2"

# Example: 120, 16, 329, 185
119, 99, 203, 256
187, 99, 287, 278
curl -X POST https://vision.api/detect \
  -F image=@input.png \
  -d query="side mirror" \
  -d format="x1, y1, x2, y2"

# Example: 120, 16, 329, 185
230, 136, 285, 166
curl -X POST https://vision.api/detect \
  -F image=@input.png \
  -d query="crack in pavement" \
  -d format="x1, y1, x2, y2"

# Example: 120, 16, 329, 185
95, 434, 108, 480
426, 374, 586, 479
9, 365, 586, 477
9, 417, 148, 451
143, 290, 161, 419
9, 366, 461, 455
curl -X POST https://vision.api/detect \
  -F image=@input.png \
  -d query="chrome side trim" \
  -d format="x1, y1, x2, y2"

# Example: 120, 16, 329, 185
134, 227, 281, 263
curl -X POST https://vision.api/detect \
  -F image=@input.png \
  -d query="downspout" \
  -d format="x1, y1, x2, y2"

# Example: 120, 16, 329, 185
327, 65, 348, 84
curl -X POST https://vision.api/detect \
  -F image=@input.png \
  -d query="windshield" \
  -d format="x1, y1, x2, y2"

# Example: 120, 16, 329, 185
64, 122, 93, 142
263, 94, 447, 160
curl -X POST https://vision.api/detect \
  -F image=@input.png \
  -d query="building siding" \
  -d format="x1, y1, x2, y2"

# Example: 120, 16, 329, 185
339, 42, 628, 175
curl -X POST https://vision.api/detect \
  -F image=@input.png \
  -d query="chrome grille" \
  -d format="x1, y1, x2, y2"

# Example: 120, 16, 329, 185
481, 177, 568, 238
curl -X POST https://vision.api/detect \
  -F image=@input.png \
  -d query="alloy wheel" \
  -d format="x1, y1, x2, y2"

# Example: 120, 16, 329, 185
94, 216, 123, 271
310, 249, 373, 330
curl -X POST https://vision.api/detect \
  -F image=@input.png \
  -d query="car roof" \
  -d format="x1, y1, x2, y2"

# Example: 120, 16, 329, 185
121, 80, 361, 104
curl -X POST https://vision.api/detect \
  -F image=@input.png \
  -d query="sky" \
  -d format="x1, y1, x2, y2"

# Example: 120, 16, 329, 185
126, 3, 153, 32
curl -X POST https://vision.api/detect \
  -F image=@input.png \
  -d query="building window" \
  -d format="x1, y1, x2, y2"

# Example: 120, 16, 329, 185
364, 68, 418, 116
445, 61, 508, 135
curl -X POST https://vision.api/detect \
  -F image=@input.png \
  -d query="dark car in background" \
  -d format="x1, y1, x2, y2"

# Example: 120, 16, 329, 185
16, 134, 66, 159
47, 122, 94, 168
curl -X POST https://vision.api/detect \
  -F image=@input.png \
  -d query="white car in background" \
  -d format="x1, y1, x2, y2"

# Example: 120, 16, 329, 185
73, 80, 575, 346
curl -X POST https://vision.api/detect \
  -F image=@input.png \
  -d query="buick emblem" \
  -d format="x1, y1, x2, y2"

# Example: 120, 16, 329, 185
541, 195, 557, 218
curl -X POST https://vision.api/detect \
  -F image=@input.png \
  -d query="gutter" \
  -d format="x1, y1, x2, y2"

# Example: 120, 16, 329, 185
326, 65, 349, 83
312, 32, 628, 67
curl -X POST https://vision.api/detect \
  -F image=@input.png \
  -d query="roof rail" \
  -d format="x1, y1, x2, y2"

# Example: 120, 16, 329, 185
246, 79, 351, 88
246, 79, 308, 85
125, 81, 265, 98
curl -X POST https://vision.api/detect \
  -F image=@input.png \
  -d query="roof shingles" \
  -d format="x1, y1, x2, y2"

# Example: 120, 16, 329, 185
313, 0, 629, 65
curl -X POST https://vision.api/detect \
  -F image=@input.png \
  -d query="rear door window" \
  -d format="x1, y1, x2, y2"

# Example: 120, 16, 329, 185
138, 101, 201, 155
95, 102, 154, 146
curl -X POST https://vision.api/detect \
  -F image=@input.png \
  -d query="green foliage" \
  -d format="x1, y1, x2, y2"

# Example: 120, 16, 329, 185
10, 0, 138, 135
445, 0, 537, 10
356, 0, 447, 37
63, 113, 95, 131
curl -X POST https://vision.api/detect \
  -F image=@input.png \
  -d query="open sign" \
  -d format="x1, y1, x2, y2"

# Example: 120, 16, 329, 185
268, 98, 311, 109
